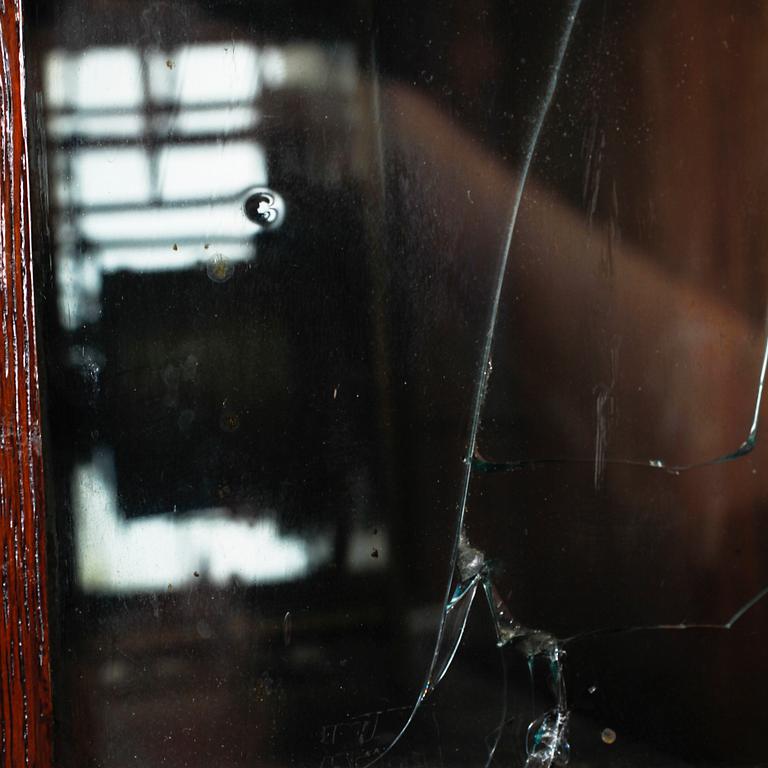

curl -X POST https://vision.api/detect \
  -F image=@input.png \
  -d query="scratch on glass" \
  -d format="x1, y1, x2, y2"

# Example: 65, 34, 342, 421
360, 2, 584, 765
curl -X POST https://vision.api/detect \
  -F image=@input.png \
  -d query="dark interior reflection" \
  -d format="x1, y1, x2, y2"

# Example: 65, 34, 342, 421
28, 1, 768, 766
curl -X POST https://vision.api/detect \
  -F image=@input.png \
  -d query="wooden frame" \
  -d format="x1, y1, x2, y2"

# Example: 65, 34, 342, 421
0, 1, 53, 766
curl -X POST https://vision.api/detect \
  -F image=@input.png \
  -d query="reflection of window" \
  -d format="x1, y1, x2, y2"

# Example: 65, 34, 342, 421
46, 42, 379, 594
47, 42, 359, 328
46, 44, 268, 329
72, 449, 333, 592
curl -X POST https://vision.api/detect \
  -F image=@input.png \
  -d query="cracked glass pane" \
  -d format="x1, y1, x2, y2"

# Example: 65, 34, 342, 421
28, 1, 768, 766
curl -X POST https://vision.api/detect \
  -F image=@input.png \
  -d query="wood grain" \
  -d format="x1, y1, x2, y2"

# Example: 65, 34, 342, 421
0, 1, 53, 766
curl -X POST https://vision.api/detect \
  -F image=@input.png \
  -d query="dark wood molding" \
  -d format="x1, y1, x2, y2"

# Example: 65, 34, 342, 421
0, 2, 53, 766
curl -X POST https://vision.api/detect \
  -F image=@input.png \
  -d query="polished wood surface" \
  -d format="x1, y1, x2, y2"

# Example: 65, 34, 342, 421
0, 2, 52, 766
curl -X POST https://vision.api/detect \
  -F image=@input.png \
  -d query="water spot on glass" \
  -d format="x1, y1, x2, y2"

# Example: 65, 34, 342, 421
243, 188, 284, 229
178, 409, 195, 431
181, 355, 198, 381
206, 254, 234, 283
220, 408, 240, 432
172, 243, 178, 251
259, 671, 278, 697
193, 571, 199, 578
162, 363, 180, 388
196, 620, 212, 640
601, 728, 617, 745
588, 685, 597, 694
283, 611, 292, 646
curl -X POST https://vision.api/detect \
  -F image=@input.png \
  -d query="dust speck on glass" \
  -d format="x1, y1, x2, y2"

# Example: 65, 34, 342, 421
26, 1, 768, 766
